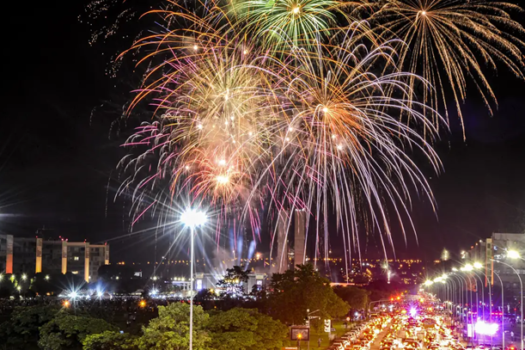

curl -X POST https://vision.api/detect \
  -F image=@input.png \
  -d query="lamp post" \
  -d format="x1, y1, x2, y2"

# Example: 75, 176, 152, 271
181, 208, 207, 350
493, 270, 505, 349
493, 257, 523, 350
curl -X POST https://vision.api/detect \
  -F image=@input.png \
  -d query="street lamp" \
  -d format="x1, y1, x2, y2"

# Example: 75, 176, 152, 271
181, 208, 207, 350
493, 257, 523, 350
508, 250, 520, 259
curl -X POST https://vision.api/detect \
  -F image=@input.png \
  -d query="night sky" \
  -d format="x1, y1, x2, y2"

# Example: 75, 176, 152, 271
1, 0, 525, 263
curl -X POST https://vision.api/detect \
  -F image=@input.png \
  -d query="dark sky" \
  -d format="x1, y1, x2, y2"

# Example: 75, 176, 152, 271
1, 0, 525, 263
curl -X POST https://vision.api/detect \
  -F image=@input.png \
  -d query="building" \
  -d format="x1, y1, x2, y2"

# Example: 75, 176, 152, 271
294, 209, 306, 267
194, 272, 267, 294
0, 234, 109, 282
273, 210, 289, 274
463, 233, 525, 311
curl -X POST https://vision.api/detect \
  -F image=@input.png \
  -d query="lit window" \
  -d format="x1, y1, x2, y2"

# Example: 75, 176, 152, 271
74, 256, 79, 261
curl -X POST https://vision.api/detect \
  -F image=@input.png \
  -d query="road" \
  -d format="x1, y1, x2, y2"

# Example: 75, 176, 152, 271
369, 325, 391, 350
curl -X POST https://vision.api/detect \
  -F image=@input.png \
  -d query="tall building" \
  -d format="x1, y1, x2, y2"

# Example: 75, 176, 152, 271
273, 210, 289, 274
0, 234, 109, 282
294, 209, 306, 267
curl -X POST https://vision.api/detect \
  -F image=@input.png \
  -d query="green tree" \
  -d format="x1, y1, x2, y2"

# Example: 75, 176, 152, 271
207, 308, 287, 350
82, 331, 137, 350
333, 286, 369, 310
268, 264, 350, 324
38, 313, 116, 350
0, 305, 59, 349
134, 303, 210, 350
217, 265, 250, 295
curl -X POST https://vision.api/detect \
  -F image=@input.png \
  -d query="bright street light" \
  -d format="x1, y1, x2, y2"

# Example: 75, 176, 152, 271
508, 250, 521, 259
474, 262, 483, 269
181, 208, 207, 350
181, 209, 207, 228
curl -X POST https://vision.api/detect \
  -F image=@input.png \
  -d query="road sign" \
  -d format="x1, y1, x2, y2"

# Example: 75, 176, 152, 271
324, 319, 331, 333
290, 326, 310, 341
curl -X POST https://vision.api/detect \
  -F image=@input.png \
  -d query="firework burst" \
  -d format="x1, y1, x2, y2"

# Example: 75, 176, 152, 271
369, 0, 525, 134
228, 0, 350, 50
116, 3, 444, 267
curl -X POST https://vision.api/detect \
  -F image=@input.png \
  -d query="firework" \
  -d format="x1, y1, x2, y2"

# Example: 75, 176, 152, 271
116, 3, 443, 268
369, 0, 525, 134
229, 0, 347, 49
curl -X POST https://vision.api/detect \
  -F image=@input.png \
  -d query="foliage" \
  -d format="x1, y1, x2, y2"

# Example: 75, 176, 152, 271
365, 280, 405, 303
207, 308, 288, 350
194, 289, 216, 302
217, 266, 250, 296
0, 305, 59, 349
82, 331, 137, 350
333, 286, 369, 311
38, 313, 116, 350
268, 264, 349, 324
134, 302, 210, 350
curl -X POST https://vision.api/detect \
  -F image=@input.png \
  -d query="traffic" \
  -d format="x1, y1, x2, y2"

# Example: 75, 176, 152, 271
328, 295, 479, 350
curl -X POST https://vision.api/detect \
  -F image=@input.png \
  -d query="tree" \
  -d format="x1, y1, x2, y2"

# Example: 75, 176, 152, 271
217, 266, 250, 295
194, 289, 215, 302
82, 331, 137, 350
134, 303, 210, 350
0, 305, 59, 349
38, 313, 116, 350
207, 308, 287, 350
333, 286, 369, 311
268, 264, 350, 325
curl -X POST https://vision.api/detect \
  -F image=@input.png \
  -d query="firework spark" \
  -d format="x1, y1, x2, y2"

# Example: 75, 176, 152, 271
115, 3, 444, 268
369, 0, 525, 135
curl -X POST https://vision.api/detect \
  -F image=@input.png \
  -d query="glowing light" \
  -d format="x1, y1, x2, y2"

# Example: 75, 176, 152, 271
508, 250, 520, 259
322, 107, 329, 113
464, 264, 473, 271
181, 209, 207, 229
63, 300, 70, 308
218, 159, 226, 166
216, 175, 230, 184
421, 10, 427, 15
474, 321, 499, 336
474, 262, 483, 269
21, 274, 27, 281
336, 144, 343, 150
70, 291, 78, 299
193, 45, 198, 51
292, 6, 300, 14
409, 308, 417, 317
45, 275, 50, 280
139, 300, 146, 308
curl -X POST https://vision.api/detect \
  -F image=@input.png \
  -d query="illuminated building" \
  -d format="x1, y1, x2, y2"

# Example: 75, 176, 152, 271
273, 210, 289, 274
0, 234, 109, 282
294, 209, 306, 267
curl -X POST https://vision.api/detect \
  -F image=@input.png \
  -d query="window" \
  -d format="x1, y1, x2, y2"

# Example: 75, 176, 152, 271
74, 256, 79, 261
